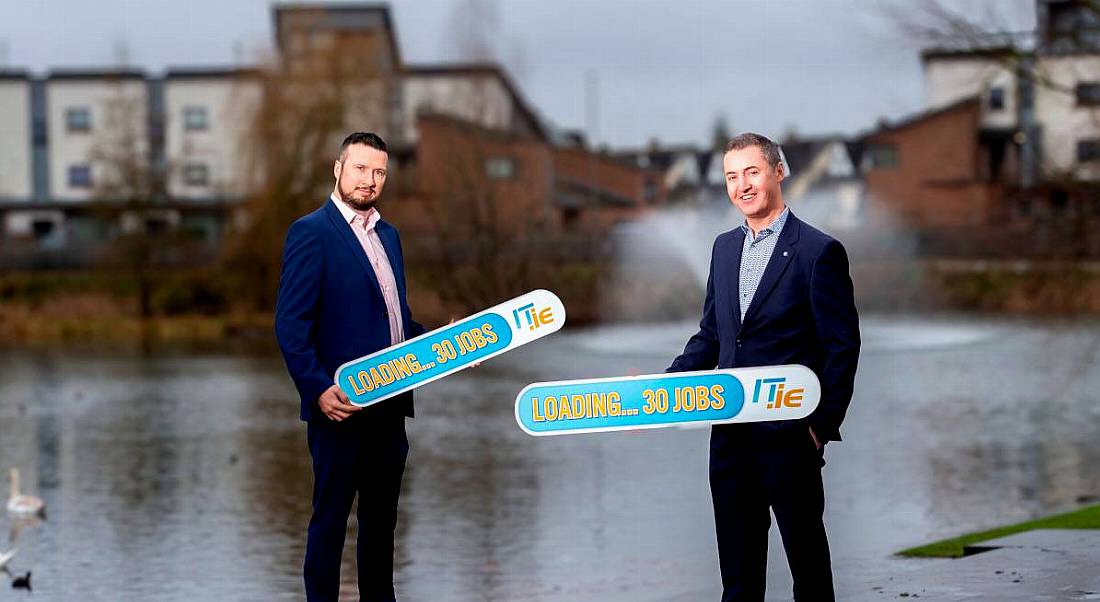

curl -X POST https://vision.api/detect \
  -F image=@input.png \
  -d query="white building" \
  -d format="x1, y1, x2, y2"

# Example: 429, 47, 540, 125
922, 48, 1020, 132
163, 69, 262, 200
400, 66, 542, 145
920, 0, 1100, 186
1035, 53, 1100, 179
0, 72, 54, 249
0, 4, 546, 266
45, 71, 149, 202
0, 72, 32, 201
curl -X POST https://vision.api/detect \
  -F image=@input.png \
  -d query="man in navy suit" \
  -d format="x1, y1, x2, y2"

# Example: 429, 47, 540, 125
668, 133, 860, 601
276, 132, 425, 601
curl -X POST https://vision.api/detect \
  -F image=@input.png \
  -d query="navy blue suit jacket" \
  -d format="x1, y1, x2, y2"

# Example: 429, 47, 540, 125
668, 212, 860, 443
275, 199, 426, 422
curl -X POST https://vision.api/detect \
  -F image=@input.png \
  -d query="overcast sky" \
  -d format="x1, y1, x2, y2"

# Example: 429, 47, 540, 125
1, 0, 1035, 148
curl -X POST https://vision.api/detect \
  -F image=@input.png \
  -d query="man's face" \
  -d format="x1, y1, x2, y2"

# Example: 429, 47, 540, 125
723, 145, 784, 221
334, 143, 388, 211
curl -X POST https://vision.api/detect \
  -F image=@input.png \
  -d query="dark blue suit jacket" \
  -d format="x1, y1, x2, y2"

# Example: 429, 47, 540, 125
668, 212, 860, 443
275, 199, 426, 422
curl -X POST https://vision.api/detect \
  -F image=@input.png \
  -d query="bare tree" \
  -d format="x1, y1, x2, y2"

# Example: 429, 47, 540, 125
879, 0, 1100, 315
88, 79, 199, 319
222, 35, 397, 312
409, 115, 554, 311
885, 0, 1100, 252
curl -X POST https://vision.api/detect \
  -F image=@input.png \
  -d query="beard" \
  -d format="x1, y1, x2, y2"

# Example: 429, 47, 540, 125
338, 182, 378, 211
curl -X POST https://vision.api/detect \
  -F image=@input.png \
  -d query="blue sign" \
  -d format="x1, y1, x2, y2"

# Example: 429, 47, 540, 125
515, 365, 820, 436
336, 290, 565, 406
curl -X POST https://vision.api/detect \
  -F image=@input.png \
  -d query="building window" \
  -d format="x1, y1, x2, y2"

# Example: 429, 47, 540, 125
183, 163, 209, 186
988, 87, 1005, 111
66, 107, 91, 133
1077, 139, 1100, 162
1076, 83, 1100, 106
145, 218, 170, 235
864, 143, 898, 170
68, 165, 92, 188
561, 207, 581, 227
1048, 2, 1100, 52
32, 220, 55, 240
485, 156, 516, 180
643, 180, 657, 203
1050, 189, 1070, 216
183, 106, 209, 131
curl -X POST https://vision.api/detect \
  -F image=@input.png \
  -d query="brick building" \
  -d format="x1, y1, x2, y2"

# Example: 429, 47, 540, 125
862, 97, 1010, 229
0, 3, 659, 268
862, 0, 1100, 240
390, 113, 666, 259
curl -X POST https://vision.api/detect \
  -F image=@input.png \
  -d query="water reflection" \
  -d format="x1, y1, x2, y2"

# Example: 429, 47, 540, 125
0, 316, 1097, 600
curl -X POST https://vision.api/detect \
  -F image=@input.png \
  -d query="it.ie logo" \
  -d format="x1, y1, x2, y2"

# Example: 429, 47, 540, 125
512, 303, 554, 331
752, 377, 803, 409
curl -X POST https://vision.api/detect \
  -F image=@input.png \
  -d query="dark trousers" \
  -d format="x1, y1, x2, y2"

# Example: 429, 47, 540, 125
304, 412, 409, 602
709, 426, 834, 602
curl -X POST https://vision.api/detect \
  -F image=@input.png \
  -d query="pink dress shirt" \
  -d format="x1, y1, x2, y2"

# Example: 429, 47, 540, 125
331, 193, 405, 345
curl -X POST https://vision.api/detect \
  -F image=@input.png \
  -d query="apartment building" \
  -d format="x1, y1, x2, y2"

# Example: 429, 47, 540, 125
0, 5, 547, 266
863, 0, 1100, 233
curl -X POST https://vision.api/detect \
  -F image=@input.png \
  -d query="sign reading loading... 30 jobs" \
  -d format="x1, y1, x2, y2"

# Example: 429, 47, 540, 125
336, 289, 566, 407
515, 365, 820, 436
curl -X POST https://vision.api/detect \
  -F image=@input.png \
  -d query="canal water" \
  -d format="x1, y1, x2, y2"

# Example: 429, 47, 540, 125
1, 315, 1098, 600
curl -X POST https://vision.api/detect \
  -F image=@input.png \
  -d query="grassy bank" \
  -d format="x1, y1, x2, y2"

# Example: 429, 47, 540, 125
0, 307, 274, 343
854, 259, 1100, 314
4, 259, 1100, 343
897, 504, 1100, 558
0, 261, 610, 343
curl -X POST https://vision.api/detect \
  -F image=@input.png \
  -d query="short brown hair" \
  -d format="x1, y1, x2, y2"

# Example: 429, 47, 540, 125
339, 131, 387, 162
725, 133, 781, 169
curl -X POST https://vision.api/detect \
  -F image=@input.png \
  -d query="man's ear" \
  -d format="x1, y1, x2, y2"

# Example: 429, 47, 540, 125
776, 162, 785, 183
334, 160, 342, 181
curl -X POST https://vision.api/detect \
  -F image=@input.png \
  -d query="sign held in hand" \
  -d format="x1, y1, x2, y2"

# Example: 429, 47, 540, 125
336, 289, 566, 407
515, 365, 819, 436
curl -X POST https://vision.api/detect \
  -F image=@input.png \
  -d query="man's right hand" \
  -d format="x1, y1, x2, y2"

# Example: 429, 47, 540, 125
318, 384, 362, 422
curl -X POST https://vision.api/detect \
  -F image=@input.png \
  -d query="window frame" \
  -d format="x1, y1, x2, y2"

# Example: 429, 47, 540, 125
485, 155, 517, 180
68, 164, 93, 188
1076, 82, 1100, 107
1076, 138, 1100, 162
65, 107, 92, 133
865, 143, 899, 170
988, 87, 1006, 111
182, 106, 210, 132
182, 163, 210, 187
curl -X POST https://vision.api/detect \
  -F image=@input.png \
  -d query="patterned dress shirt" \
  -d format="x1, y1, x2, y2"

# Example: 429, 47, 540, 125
738, 207, 790, 321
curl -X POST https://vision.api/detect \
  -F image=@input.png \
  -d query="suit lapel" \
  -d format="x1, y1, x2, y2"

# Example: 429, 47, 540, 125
376, 221, 407, 304
727, 228, 745, 333
741, 213, 801, 326
323, 199, 384, 302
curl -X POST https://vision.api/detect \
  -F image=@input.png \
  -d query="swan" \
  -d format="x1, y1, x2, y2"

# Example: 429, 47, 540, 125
7, 469, 45, 519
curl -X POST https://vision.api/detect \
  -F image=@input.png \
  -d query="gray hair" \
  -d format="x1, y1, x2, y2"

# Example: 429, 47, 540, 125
725, 133, 782, 170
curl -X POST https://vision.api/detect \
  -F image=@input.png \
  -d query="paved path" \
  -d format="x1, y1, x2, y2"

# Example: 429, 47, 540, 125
845, 530, 1100, 601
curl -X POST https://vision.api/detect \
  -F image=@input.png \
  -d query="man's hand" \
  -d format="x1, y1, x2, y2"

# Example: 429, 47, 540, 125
318, 384, 362, 422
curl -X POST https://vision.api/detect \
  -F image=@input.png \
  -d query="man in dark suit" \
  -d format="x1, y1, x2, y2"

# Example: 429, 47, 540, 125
275, 132, 425, 601
668, 133, 860, 601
